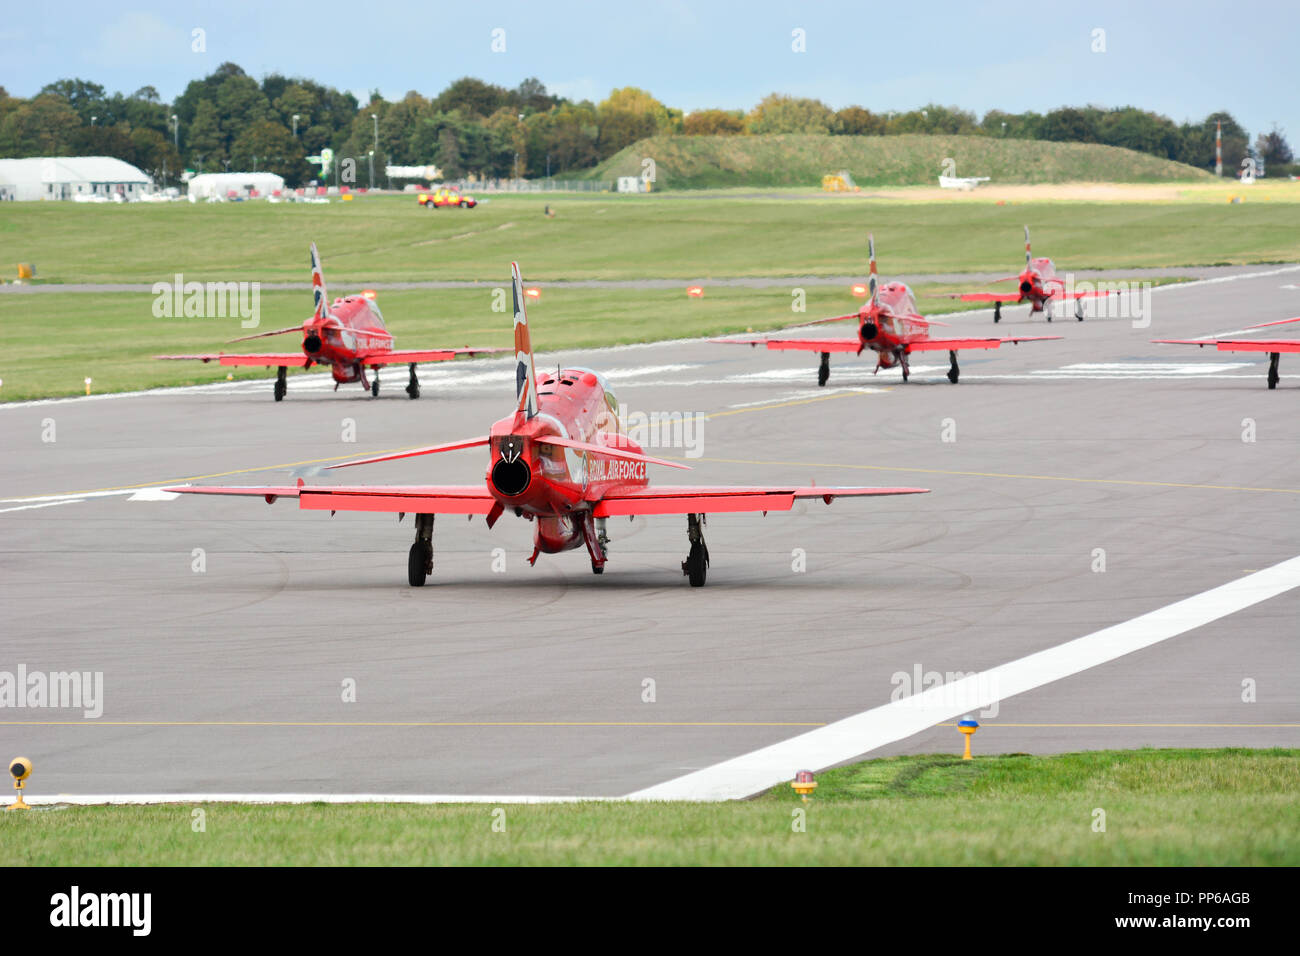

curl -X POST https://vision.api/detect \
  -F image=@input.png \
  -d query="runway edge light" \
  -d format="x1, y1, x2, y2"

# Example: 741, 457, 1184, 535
791, 769, 817, 802
7, 757, 32, 810
958, 716, 979, 760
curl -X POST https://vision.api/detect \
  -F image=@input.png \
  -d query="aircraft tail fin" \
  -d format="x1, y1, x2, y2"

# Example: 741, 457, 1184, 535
512, 262, 539, 419
867, 233, 879, 306
310, 241, 329, 321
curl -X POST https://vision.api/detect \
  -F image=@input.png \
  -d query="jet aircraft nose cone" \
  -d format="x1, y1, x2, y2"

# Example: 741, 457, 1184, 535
860, 321, 878, 341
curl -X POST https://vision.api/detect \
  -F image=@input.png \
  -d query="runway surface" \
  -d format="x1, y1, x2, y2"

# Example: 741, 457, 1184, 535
2, 268, 1298, 799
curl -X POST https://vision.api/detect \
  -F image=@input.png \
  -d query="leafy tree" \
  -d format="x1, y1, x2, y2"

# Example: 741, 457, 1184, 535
834, 106, 886, 135
37, 79, 108, 124
1255, 125, 1293, 166
683, 109, 746, 135
187, 99, 225, 169
1039, 107, 1100, 143
433, 77, 509, 119
0, 94, 81, 155
746, 94, 835, 134
229, 120, 309, 184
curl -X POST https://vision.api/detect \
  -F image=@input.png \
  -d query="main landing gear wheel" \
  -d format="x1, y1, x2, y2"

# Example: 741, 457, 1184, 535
406, 363, 421, 399
1075, 300, 1085, 321
947, 350, 960, 384
817, 352, 830, 387
408, 514, 435, 586
371, 374, 380, 397
408, 541, 431, 586
1268, 352, 1280, 390
993, 302, 1001, 323
273, 366, 287, 402
681, 513, 709, 587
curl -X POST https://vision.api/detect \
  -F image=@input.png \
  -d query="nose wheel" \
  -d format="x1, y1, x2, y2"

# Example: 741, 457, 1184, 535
993, 301, 1001, 323
681, 513, 709, 587
1267, 352, 1280, 390
947, 350, 960, 384
371, 369, 380, 397
273, 366, 287, 401
817, 352, 830, 387
406, 363, 421, 399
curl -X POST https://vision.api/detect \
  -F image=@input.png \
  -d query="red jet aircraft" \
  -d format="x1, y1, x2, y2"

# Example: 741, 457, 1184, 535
168, 263, 928, 587
722, 236, 1060, 386
158, 243, 506, 401
1153, 316, 1300, 389
942, 226, 1111, 322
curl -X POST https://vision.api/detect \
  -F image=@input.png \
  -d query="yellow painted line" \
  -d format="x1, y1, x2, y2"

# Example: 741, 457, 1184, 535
685, 455, 1300, 495
935, 722, 1299, 728
705, 388, 888, 420
0, 446, 437, 502
0, 720, 826, 728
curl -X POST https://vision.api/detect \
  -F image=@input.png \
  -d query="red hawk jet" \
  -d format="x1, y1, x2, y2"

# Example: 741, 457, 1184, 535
721, 235, 1060, 386
168, 263, 928, 587
942, 226, 1111, 322
1153, 316, 1300, 389
158, 243, 506, 401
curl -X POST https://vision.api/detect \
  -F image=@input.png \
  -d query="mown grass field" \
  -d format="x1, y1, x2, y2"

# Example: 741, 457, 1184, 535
2, 192, 1297, 286
5, 749, 1295, 865
587, 134, 1217, 189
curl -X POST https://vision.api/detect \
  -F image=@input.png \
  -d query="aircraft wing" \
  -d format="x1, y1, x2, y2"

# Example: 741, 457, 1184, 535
359, 347, 511, 365
168, 483, 497, 514
155, 353, 310, 367
719, 337, 863, 353
1152, 339, 1300, 353
940, 292, 1023, 302
907, 335, 1062, 351
592, 485, 928, 516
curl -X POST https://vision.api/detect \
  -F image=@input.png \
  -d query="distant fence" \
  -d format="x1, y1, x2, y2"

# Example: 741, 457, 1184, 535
452, 178, 612, 193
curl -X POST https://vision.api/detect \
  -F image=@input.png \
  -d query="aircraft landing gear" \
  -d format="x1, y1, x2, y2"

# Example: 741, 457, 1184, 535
1075, 298, 1085, 321
582, 512, 608, 574
993, 301, 1001, 323
899, 351, 910, 383
817, 352, 830, 387
371, 369, 380, 397
1045, 301, 1053, 322
408, 513, 435, 586
406, 363, 421, 399
947, 350, 960, 384
1268, 352, 1280, 390
681, 513, 709, 587
273, 366, 287, 402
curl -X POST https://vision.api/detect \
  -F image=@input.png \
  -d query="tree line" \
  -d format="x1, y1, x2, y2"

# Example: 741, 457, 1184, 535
0, 66, 1292, 188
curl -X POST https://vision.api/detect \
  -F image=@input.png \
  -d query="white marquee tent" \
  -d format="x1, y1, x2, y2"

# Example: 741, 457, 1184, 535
187, 172, 286, 200
0, 156, 152, 201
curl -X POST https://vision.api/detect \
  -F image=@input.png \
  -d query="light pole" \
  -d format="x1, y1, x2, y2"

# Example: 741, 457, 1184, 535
1001, 121, 1007, 136
292, 114, 300, 137
90, 115, 97, 126
170, 114, 179, 150
368, 149, 374, 189
370, 113, 378, 154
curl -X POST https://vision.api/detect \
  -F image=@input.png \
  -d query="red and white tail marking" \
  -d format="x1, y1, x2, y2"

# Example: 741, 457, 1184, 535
512, 261, 539, 419
867, 234, 879, 305
310, 241, 329, 321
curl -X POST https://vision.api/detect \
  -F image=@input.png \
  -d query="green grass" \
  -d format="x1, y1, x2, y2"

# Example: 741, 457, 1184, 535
586, 134, 1216, 189
0, 278, 1190, 402
2, 193, 1297, 286
5, 749, 1295, 865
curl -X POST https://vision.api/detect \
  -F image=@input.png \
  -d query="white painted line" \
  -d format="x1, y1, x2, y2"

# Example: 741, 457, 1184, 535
0, 487, 174, 506
626, 554, 1300, 801
28, 793, 619, 806
0, 499, 81, 514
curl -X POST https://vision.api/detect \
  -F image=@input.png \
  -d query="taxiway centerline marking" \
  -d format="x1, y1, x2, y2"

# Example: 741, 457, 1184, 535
625, 554, 1300, 801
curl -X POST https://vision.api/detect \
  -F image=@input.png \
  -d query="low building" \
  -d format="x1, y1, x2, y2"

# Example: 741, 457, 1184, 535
186, 172, 286, 200
0, 156, 152, 201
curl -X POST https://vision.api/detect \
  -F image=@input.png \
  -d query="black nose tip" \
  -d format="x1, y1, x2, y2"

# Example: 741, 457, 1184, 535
860, 322, 878, 341
1019, 281, 1033, 295
304, 334, 322, 353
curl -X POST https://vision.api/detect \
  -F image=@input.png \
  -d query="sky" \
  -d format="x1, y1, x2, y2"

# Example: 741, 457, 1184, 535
4, 0, 1296, 144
